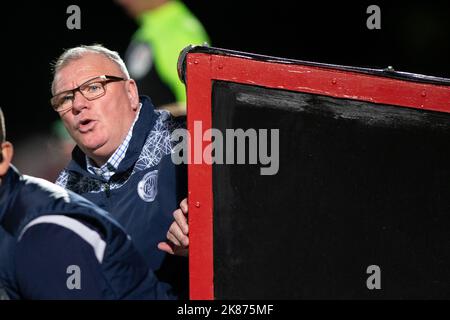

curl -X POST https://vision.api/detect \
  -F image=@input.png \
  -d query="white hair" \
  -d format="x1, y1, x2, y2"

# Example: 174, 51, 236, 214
51, 44, 130, 94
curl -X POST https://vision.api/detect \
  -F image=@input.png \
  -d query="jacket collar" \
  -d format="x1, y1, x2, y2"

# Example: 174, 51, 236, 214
67, 95, 157, 178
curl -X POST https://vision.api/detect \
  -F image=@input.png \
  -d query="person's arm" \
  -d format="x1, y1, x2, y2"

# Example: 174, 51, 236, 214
15, 215, 173, 299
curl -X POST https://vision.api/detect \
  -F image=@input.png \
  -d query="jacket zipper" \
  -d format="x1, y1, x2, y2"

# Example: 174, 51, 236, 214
104, 183, 111, 198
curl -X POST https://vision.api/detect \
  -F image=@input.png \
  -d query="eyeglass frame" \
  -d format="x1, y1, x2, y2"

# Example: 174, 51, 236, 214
50, 75, 126, 112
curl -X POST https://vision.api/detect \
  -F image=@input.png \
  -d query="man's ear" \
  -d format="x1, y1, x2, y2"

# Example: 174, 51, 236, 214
126, 79, 140, 111
0, 142, 13, 176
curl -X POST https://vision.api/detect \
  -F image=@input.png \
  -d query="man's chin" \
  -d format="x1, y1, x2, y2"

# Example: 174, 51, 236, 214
80, 140, 109, 158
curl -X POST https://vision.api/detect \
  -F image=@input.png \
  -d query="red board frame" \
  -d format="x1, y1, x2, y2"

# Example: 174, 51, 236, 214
186, 52, 450, 300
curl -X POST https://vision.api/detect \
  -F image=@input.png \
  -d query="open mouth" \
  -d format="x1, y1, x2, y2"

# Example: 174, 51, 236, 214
78, 119, 96, 133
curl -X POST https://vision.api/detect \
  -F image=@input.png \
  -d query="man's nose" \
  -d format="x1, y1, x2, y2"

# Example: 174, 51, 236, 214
71, 90, 89, 114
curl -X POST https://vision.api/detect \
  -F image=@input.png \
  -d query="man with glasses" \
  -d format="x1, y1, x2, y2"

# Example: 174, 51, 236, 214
51, 45, 189, 299
0, 108, 173, 299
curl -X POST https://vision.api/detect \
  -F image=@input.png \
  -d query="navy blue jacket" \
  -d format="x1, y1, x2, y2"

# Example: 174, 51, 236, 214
55, 96, 188, 298
0, 166, 173, 299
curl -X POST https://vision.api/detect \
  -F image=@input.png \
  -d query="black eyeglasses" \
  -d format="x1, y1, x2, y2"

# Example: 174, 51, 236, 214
50, 75, 126, 112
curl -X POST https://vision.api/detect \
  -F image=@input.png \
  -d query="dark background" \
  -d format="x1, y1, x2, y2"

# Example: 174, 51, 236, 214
1, 0, 449, 152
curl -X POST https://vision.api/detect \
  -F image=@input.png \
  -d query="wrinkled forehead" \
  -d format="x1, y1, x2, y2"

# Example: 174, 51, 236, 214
53, 53, 124, 94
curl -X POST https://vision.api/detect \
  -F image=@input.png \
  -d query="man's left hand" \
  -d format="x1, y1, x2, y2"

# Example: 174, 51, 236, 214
158, 198, 188, 257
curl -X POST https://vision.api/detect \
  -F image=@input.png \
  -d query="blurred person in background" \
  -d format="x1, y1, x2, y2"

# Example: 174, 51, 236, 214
117, 0, 210, 116
13, 121, 74, 182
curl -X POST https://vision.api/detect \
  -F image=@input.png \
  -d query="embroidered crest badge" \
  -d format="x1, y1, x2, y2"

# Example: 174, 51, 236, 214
137, 170, 158, 202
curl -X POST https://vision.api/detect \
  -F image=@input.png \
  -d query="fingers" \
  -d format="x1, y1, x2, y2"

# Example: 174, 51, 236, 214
158, 241, 188, 257
173, 208, 189, 235
167, 221, 189, 247
158, 198, 190, 257
158, 242, 175, 255
180, 198, 188, 215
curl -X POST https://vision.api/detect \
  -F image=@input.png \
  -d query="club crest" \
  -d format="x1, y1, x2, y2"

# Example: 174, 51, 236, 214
137, 170, 158, 202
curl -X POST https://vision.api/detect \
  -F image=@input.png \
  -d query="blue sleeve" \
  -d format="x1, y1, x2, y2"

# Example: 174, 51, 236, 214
15, 223, 109, 299
15, 221, 174, 299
